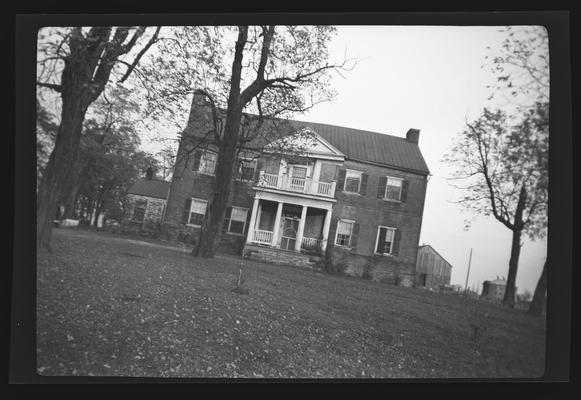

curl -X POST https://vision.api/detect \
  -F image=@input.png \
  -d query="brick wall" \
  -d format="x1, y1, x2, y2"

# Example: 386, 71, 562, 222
326, 159, 428, 287
161, 101, 256, 252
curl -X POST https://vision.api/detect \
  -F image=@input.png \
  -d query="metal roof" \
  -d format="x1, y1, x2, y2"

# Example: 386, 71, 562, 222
291, 120, 430, 174
127, 178, 170, 200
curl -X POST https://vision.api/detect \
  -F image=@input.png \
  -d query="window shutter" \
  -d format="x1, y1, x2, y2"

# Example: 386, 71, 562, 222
359, 173, 368, 196
392, 229, 401, 256
192, 151, 202, 171
351, 222, 360, 249
376, 227, 387, 254
336, 168, 346, 192
182, 198, 192, 224
400, 179, 409, 202
377, 176, 387, 199
329, 217, 338, 246
245, 207, 252, 234
222, 207, 232, 232
254, 159, 264, 180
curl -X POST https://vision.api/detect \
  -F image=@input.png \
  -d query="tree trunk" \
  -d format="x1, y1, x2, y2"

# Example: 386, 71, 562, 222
61, 180, 81, 220
192, 27, 248, 259
93, 202, 102, 227
503, 228, 521, 308
528, 259, 547, 316
502, 185, 527, 308
194, 111, 242, 258
36, 95, 87, 249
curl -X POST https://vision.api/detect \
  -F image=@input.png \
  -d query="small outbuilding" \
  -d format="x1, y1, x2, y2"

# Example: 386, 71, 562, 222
481, 277, 517, 302
415, 244, 453, 290
125, 168, 170, 232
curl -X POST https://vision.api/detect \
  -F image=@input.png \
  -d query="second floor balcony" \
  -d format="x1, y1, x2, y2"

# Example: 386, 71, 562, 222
256, 171, 336, 199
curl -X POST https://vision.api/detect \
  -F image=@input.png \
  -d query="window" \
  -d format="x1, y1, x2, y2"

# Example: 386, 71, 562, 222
344, 170, 362, 193
239, 159, 256, 181
188, 198, 207, 226
291, 165, 307, 179
199, 152, 217, 175
335, 220, 354, 247
225, 207, 248, 235
375, 226, 396, 255
133, 199, 147, 222
384, 177, 403, 200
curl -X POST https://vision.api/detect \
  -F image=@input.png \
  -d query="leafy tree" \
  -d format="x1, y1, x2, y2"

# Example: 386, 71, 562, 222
484, 26, 549, 108
136, 26, 352, 258
69, 89, 160, 226
36, 26, 160, 249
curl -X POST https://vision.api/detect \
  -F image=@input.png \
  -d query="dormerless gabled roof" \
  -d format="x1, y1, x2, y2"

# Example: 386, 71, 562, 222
127, 178, 170, 200
186, 101, 430, 174
291, 120, 430, 175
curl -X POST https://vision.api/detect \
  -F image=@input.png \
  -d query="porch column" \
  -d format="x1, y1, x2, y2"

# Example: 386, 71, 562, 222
321, 208, 333, 252
271, 201, 283, 247
246, 197, 260, 244
295, 205, 308, 252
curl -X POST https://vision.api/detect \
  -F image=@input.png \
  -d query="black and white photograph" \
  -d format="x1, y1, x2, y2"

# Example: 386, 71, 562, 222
10, 12, 572, 383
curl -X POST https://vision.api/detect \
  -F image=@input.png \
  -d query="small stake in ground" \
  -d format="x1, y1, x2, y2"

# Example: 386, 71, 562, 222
232, 264, 249, 295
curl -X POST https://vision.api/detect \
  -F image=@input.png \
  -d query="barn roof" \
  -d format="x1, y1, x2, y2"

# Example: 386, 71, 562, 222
483, 279, 508, 286
418, 244, 454, 268
127, 178, 170, 200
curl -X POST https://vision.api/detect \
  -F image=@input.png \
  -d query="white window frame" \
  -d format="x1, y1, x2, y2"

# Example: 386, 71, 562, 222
334, 219, 355, 248
187, 198, 208, 227
374, 225, 396, 256
343, 169, 363, 193
383, 176, 404, 201
225, 206, 249, 235
199, 151, 217, 176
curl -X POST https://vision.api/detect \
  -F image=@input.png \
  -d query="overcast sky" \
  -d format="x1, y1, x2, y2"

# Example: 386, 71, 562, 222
296, 25, 547, 294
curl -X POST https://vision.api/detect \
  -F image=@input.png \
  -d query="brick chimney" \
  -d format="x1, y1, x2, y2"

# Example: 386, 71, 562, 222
145, 167, 154, 180
406, 128, 420, 144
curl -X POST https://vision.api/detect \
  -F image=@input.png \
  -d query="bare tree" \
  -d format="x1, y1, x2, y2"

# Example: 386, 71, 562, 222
36, 26, 161, 249
485, 26, 550, 312
445, 102, 548, 308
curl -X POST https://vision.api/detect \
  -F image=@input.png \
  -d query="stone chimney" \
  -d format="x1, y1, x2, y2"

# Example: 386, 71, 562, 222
406, 128, 421, 144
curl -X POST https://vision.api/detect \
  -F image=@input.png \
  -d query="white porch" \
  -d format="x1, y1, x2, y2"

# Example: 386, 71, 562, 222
245, 192, 334, 255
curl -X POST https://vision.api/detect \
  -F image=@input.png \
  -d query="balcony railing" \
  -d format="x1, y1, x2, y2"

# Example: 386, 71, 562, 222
257, 171, 336, 198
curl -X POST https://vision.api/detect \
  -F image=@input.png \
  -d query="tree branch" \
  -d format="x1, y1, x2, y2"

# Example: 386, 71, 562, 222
118, 26, 161, 83
36, 81, 62, 92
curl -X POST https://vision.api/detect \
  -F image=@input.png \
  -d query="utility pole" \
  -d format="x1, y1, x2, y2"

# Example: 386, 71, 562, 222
464, 248, 473, 295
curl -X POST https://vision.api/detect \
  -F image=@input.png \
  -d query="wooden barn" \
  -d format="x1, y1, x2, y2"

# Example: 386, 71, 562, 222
415, 244, 453, 290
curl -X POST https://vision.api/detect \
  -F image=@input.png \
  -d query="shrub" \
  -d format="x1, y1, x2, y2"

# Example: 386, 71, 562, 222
362, 263, 374, 280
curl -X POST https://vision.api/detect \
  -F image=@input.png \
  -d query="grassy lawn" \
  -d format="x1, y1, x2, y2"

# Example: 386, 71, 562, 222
36, 228, 546, 379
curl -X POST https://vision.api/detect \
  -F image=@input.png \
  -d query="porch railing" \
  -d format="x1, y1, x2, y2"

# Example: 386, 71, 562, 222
301, 236, 323, 252
257, 171, 336, 198
253, 229, 274, 245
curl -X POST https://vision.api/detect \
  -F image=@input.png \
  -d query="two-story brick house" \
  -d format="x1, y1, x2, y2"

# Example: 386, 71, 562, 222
160, 95, 430, 287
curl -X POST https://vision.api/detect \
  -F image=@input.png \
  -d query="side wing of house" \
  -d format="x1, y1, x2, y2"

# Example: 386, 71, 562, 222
326, 158, 428, 287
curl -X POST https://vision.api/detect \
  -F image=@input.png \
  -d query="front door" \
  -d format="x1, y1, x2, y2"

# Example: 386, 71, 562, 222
280, 217, 299, 250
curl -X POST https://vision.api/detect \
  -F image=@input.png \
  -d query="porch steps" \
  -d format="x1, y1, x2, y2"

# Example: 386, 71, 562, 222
243, 244, 321, 270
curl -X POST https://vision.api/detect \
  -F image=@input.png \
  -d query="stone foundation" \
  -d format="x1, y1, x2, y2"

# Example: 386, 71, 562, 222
243, 244, 320, 269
